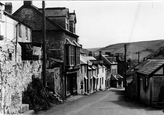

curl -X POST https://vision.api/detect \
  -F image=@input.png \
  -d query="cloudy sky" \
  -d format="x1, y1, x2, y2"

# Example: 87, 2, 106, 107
2, 0, 164, 48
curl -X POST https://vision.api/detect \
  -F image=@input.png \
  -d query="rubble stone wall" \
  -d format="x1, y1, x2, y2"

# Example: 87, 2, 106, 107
0, 41, 42, 114
46, 67, 62, 95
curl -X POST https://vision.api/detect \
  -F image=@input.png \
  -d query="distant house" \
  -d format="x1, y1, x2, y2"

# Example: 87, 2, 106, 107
12, 1, 81, 98
137, 59, 164, 106
85, 56, 98, 93
78, 55, 88, 95
126, 60, 149, 101
92, 65, 98, 92
110, 64, 123, 88
99, 65, 106, 90
96, 51, 123, 88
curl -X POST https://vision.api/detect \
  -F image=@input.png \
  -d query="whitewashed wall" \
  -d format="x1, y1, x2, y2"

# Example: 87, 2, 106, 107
0, 7, 31, 43
101, 66, 106, 90
97, 65, 102, 90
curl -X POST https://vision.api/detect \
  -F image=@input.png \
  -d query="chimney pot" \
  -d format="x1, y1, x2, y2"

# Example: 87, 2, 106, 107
24, 1, 32, 6
5, 2, 12, 14
99, 51, 102, 60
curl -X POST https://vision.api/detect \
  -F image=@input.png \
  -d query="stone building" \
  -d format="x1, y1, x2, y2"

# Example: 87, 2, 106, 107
12, 1, 81, 98
137, 59, 164, 106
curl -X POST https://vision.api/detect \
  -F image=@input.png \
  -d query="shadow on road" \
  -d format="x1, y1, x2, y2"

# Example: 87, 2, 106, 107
109, 88, 162, 112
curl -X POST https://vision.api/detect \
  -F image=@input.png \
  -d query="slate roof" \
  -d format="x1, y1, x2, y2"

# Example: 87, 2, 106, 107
80, 48, 86, 54
111, 74, 123, 80
4, 11, 32, 29
126, 60, 149, 76
0, 2, 4, 5
65, 38, 75, 46
85, 56, 96, 61
100, 55, 117, 66
137, 59, 164, 75
80, 55, 87, 64
101, 55, 112, 65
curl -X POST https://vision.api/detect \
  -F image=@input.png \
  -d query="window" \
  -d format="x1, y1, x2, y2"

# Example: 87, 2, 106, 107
66, 18, 69, 30
65, 45, 69, 65
19, 24, 22, 38
76, 47, 80, 65
65, 39, 80, 66
74, 46, 76, 65
26, 27, 28, 40
69, 22, 75, 33
8, 53, 12, 60
66, 45, 75, 66
20, 43, 42, 60
73, 23, 75, 33
112, 69, 116, 75
71, 23, 75, 33
70, 45, 75, 65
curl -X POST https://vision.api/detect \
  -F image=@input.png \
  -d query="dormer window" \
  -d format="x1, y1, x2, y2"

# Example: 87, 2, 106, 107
19, 24, 22, 38
73, 23, 75, 33
69, 21, 76, 33
66, 18, 69, 30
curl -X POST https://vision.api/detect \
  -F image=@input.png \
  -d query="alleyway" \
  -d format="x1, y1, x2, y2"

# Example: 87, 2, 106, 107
38, 88, 164, 115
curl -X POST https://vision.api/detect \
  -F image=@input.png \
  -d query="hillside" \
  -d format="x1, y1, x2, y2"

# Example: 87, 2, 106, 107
87, 48, 102, 52
93, 39, 164, 61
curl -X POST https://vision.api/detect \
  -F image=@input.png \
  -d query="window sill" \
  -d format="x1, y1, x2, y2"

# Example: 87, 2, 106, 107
0, 19, 4, 23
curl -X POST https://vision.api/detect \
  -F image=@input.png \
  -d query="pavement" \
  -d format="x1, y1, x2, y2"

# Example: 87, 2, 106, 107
36, 88, 164, 115
66, 95, 84, 102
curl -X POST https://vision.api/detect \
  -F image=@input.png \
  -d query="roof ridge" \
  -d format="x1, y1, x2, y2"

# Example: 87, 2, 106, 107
13, 4, 79, 38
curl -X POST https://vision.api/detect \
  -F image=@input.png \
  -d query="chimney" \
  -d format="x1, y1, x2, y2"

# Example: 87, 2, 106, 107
99, 51, 102, 60
5, 2, 12, 14
88, 51, 92, 56
24, 1, 32, 6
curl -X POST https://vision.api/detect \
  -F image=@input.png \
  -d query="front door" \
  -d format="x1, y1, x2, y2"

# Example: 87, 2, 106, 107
66, 73, 77, 96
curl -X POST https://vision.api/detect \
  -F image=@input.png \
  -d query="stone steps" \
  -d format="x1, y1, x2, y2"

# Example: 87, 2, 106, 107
22, 110, 35, 115
20, 104, 29, 113
20, 104, 34, 115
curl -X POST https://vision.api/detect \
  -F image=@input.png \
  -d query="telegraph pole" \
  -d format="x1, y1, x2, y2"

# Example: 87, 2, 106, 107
42, 1, 46, 87
124, 44, 127, 93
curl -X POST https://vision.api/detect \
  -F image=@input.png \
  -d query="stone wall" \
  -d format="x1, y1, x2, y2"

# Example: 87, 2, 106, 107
152, 76, 164, 103
46, 67, 62, 95
0, 41, 42, 114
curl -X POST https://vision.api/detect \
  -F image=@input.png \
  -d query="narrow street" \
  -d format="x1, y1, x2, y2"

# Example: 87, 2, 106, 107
38, 88, 164, 115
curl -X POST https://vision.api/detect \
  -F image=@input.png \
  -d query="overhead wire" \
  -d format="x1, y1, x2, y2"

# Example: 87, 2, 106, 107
128, 2, 142, 42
